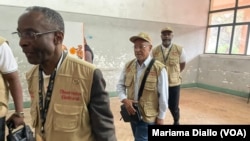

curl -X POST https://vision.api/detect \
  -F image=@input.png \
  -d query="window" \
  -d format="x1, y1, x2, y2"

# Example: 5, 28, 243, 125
205, 0, 250, 55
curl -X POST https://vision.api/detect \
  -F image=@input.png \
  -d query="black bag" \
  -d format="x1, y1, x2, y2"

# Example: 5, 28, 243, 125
120, 104, 131, 122
120, 103, 142, 122
6, 121, 35, 141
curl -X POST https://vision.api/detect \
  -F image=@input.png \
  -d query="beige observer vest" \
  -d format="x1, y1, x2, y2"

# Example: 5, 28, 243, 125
27, 54, 95, 141
125, 59, 165, 123
0, 36, 9, 117
152, 44, 183, 86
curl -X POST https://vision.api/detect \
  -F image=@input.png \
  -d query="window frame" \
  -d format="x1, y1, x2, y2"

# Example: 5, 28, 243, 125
205, 0, 250, 55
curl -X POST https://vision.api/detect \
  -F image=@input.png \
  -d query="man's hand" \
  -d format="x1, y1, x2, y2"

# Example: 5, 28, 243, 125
122, 99, 137, 115
155, 117, 164, 125
6, 112, 25, 128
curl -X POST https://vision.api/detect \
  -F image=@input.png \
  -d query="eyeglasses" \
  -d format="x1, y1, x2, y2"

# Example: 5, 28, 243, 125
12, 30, 58, 40
133, 45, 150, 49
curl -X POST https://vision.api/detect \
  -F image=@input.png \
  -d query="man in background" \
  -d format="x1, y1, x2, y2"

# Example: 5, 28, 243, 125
84, 37, 94, 63
152, 26, 186, 125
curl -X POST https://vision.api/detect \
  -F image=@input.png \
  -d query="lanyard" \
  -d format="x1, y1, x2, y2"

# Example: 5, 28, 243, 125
160, 45, 172, 64
38, 52, 67, 133
38, 66, 57, 133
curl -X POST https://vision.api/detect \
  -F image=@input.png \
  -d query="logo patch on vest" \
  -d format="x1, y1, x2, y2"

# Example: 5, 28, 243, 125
60, 89, 81, 101
172, 51, 179, 56
126, 68, 131, 73
72, 79, 80, 85
149, 71, 156, 76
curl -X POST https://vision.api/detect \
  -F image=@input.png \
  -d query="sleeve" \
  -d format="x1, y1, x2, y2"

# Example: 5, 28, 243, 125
0, 42, 18, 73
157, 67, 169, 119
116, 67, 127, 101
88, 69, 117, 141
180, 48, 186, 63
84, 44, 91, 52
84, 44, 94, 60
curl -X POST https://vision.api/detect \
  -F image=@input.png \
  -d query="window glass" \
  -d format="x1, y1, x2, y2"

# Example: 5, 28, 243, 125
210, 0, 235, 11
238, 0, 250, 7
247, 34, 250, 55
232, 25, 248, 54
217, 26, 232, 54
209, 10, 234, 25
236, 8, 250, 23
205, 27, 218, 53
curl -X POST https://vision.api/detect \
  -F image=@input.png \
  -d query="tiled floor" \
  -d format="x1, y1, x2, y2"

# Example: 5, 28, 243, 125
5, 87, 250, 141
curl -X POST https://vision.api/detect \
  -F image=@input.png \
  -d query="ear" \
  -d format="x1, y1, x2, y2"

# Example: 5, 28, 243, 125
54, 31, 64, 45
149, 45, 152, 50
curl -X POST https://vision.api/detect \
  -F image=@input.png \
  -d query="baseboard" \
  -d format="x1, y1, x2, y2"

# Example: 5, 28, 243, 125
194, 83, 249, 98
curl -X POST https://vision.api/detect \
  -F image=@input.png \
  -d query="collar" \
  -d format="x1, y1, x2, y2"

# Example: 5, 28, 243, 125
161, 43, 172, 49
42, 52, 64, 76
56, 52, 64, 71
136, 55, 152, 68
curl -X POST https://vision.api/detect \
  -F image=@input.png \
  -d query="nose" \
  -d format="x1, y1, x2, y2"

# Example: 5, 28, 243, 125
19, 38, 29, 49
134, 47, 142, 52
161, 34, 169, 38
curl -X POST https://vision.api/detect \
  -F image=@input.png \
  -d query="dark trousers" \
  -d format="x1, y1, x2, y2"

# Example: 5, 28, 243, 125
168, 85, 180, 124
0, 116, 6, 141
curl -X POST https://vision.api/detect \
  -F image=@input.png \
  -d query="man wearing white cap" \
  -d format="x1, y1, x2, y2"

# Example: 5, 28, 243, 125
116, 32, 169, 141
152, 26, 186, 125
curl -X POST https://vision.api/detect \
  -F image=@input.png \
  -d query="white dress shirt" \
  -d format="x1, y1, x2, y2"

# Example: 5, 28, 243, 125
0, 42, 18, 74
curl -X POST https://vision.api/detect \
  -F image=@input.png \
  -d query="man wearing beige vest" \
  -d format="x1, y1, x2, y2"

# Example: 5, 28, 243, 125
152, 27, 186, 125
117, 32, 169, 141
14, 6, 117, 141
0, 36, 24, 141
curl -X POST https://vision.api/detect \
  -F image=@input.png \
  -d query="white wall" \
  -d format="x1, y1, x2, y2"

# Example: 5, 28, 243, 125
0, 1, 210, 103
2, 0, 248, 102
0, 0, 209, 26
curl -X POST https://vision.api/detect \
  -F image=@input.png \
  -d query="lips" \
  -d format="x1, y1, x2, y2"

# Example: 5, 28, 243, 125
163, 39, 170, 42
24, 51, 35, 58
135, 53, 142, 56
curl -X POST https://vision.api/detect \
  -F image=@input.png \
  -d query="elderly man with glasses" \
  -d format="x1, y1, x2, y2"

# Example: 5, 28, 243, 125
15, 6, 117, 141
116, 32, 169, 141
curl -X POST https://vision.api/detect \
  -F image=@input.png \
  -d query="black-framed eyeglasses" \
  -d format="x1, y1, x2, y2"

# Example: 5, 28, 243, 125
12, 30, 58, 40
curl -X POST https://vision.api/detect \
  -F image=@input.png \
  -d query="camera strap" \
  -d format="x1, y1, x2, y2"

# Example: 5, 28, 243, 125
137, 58, 155, 101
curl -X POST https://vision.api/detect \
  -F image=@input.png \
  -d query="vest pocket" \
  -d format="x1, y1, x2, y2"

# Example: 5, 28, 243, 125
169, 72, 179, 84
142, 102, 158, 116
169, 57, 178, 65
53, 104, 82, 132
144, 78, 157, 91
125, 77, 133, 87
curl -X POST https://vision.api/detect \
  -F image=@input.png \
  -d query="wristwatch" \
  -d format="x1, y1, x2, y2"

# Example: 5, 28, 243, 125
14, 111, 24, 118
